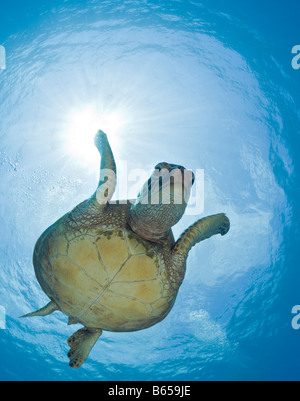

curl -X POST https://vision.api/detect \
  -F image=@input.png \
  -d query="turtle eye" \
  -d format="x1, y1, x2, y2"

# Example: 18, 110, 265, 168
185, 170, 195, 186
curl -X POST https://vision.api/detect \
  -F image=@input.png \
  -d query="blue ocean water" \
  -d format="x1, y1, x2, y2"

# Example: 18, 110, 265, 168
0, 0, 300, 381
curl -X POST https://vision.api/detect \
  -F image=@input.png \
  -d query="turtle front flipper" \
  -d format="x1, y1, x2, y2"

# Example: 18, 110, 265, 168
93, 130, 116, 206
67, 327, 102, 369
173, 213, 230, 259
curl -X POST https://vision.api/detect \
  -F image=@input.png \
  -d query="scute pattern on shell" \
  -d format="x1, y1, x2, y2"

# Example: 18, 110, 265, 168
36, 223, 175, 332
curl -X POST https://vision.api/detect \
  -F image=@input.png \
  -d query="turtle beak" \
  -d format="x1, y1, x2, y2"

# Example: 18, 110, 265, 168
191, 171, 195, 185
141, 163, 194, 206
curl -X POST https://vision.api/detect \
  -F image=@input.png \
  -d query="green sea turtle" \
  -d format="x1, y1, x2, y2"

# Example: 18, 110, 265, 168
22, 130, 230, 368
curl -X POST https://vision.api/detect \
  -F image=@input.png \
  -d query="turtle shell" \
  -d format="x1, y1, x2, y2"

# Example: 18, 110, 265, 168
34, 223, 176, 332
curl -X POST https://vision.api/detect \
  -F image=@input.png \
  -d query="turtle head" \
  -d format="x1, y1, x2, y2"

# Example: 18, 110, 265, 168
128, 162, 195, 242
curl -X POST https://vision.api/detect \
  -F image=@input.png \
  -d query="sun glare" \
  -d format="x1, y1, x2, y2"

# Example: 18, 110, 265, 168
63, 106, 126, 167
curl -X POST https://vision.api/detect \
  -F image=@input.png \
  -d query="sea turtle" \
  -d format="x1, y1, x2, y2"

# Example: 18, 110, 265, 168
22, 130, 230, 368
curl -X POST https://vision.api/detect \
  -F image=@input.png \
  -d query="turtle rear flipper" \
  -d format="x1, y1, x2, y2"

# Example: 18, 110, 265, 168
67, 327, 102, 369
20, 300, 58, 318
